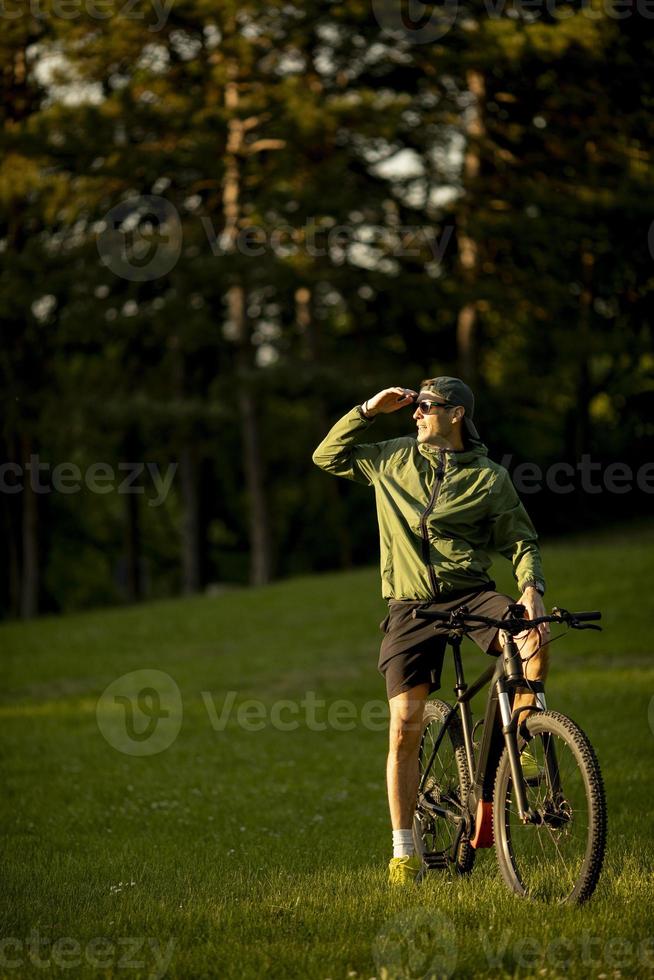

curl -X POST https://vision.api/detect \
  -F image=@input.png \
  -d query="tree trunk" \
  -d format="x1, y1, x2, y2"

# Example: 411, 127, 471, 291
124, 489, 141, 602
171, 335, 203, 595
122, 427, 142, 602
574, 244, 594, 458
223, 70, 273, 586
228, 284, 273, 585
180, 446, 201, 594
296, 286, 352, 568
239, 389, 273, 586
456, 68, 485, 383
6, 496, 21, 618
20, 434, 39, 619
1, 437, 21, 617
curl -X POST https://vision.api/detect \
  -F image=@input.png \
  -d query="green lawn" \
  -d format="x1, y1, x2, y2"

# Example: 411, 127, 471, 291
1, 526, 653, 979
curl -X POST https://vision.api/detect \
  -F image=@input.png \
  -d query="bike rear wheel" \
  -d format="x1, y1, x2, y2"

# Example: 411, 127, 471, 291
413, 698, 474, 874
493, 710, 606, 904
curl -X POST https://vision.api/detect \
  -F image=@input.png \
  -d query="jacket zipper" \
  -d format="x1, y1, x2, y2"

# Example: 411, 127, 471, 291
419, 449, 446, 598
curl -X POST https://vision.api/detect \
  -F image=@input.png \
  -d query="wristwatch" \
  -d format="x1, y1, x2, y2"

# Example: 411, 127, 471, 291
523, 579, 545, 596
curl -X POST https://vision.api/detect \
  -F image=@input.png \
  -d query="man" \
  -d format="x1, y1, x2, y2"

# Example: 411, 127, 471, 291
312, 377, 549, 885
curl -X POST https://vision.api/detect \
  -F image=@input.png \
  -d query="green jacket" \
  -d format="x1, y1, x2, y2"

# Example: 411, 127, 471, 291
312, 407, 545, 600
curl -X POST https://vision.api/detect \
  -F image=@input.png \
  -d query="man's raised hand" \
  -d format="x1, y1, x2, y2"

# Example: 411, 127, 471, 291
363, 387, 418, 417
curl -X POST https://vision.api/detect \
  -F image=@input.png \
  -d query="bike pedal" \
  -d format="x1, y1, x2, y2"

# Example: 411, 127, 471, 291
423, 851, 450, 870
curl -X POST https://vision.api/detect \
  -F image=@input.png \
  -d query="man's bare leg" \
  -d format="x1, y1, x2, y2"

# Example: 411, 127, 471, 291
387, 683, 430, 830
514, 631, 549, 725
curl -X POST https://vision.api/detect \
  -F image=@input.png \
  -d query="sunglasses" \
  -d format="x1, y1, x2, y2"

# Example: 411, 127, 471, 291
414, 398, 454, 413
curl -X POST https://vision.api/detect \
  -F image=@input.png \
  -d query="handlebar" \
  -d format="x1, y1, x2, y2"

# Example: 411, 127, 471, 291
562, 610, 601, 622
411, 604, 601, 633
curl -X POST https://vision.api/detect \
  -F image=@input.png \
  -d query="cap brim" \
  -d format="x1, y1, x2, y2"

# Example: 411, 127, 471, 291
464, 417, 480, 440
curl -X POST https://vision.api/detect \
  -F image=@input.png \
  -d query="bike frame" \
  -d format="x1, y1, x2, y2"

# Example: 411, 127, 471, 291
418, 628, 549, 828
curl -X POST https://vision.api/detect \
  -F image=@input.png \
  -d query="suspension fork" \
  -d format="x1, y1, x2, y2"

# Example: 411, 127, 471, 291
497, 629, 540, 823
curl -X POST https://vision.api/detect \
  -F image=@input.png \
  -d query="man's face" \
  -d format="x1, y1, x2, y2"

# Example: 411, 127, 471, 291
413, 390, 461, 445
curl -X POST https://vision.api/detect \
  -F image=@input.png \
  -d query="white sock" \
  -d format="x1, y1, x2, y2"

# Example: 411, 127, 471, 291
392, 829, 415, 858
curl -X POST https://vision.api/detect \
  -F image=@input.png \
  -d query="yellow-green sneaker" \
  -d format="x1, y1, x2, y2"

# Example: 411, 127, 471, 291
521, 748, 544, 784
388, 854, 423, 886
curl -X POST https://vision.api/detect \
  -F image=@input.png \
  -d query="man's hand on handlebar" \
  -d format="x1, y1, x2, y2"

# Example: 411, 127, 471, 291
362, 387, 417, 418
519, 586, 550, 645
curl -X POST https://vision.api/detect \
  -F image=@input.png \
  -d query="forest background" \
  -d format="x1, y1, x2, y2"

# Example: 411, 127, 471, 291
2, 0, 653, 618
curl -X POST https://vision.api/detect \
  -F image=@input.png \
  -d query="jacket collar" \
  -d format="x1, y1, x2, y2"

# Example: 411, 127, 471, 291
417, 439, 488, 464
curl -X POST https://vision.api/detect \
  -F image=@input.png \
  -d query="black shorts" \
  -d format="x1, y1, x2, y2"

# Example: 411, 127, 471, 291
379, 583, 514, 700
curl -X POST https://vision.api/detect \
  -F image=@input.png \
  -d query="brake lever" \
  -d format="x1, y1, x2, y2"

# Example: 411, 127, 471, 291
572, 623, 603, 632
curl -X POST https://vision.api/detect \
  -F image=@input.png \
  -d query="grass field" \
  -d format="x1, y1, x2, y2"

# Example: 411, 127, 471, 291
2, 524, 654, 979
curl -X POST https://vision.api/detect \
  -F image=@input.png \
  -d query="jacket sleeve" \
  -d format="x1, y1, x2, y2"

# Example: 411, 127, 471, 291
312, 406, 388, 486
488, 469, 546, 594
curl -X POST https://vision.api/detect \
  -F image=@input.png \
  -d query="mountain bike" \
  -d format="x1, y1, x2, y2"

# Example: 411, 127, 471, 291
411, 603, 607, 904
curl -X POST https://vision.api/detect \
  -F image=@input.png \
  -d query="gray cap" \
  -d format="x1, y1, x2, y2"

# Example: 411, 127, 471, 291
420, 376, 480, 441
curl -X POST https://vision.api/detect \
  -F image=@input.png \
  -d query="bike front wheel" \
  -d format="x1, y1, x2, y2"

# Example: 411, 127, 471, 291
493, 709, 606, 904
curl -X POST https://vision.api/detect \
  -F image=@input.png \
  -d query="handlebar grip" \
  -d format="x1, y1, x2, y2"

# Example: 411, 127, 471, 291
411, 608, 450, 621
570, 611, 602, 622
